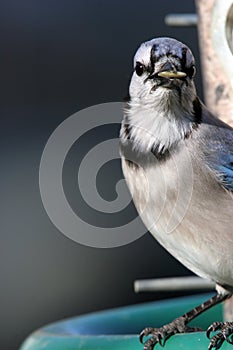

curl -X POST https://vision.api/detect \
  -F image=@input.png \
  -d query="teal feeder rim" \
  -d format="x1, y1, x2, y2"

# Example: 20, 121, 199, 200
20, 293, 232, 350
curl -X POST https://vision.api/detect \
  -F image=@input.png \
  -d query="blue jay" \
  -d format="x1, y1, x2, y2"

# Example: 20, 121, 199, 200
120, 37, 233, 350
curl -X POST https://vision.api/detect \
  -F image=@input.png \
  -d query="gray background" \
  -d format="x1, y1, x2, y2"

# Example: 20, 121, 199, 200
2, 1, 204, 349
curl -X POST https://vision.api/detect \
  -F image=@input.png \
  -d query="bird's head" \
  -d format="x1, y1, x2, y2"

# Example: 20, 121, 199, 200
129, 37, 196, 110
122, 37, 200, 155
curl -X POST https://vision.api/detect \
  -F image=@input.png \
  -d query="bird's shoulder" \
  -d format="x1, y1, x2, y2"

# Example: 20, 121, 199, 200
196, 102, 233, 192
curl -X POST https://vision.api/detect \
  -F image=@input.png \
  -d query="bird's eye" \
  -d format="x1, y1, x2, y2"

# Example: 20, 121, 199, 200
135, 62, 145, 76
187, 65, 196, 78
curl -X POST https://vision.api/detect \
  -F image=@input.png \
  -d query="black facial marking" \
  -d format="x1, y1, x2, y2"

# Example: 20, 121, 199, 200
151, 144, 172, 161
124, 158, 139, 169
181, 47, 187, 71
149, 44, 157, 74
192, 97, 203, 125
174, 84, 182, 103
122, 123, 132, 139
187, 65, 196, 78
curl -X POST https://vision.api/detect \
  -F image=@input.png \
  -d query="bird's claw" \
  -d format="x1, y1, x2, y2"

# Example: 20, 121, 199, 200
140, 326, 165, 348
140, 327, 165, 350
139, 317, 201, 350
207, 321, 233, 350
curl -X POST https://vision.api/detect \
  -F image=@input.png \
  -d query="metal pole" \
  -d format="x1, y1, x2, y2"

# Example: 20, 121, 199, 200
134, 276, 214, 293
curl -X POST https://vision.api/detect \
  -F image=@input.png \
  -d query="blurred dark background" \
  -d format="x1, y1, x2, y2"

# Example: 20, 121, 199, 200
2, 1, 204, 349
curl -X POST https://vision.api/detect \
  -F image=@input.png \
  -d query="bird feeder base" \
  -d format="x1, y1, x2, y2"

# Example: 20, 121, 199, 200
20, 293, 232, 350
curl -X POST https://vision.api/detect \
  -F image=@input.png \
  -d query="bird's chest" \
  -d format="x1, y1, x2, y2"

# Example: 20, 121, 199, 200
121, 146, 233, 285
121, 151, 208, 280
121, 151, 190, 244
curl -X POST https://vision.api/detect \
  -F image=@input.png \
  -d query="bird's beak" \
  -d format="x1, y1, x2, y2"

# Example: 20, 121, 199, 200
157, 60, 187, 79
158, 71, 187, 79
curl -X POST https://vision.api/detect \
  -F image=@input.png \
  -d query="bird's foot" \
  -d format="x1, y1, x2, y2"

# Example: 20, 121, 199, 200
207, 321, 233, 350
140, 316, 203, 350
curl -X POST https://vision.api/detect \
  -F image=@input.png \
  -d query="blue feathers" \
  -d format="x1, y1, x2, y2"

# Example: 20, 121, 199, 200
216, 154, 233, 191
201, 106, 233, 193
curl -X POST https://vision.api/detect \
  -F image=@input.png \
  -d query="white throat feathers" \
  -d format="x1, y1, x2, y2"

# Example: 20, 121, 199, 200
121, 82, 199, 156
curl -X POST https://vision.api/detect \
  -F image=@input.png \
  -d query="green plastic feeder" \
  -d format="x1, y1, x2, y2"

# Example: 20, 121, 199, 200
20, 294, 232, 350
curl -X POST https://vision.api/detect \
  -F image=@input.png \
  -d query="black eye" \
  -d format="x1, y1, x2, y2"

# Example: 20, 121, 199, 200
187, 65, 196, 78
135, 61, 145, 76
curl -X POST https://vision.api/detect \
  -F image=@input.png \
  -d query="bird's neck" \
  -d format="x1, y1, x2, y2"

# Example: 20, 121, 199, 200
121, 91, 201, 157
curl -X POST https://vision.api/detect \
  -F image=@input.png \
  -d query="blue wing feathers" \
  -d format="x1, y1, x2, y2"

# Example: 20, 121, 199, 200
217, 154, 233, 191
201, 107, 233, 192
